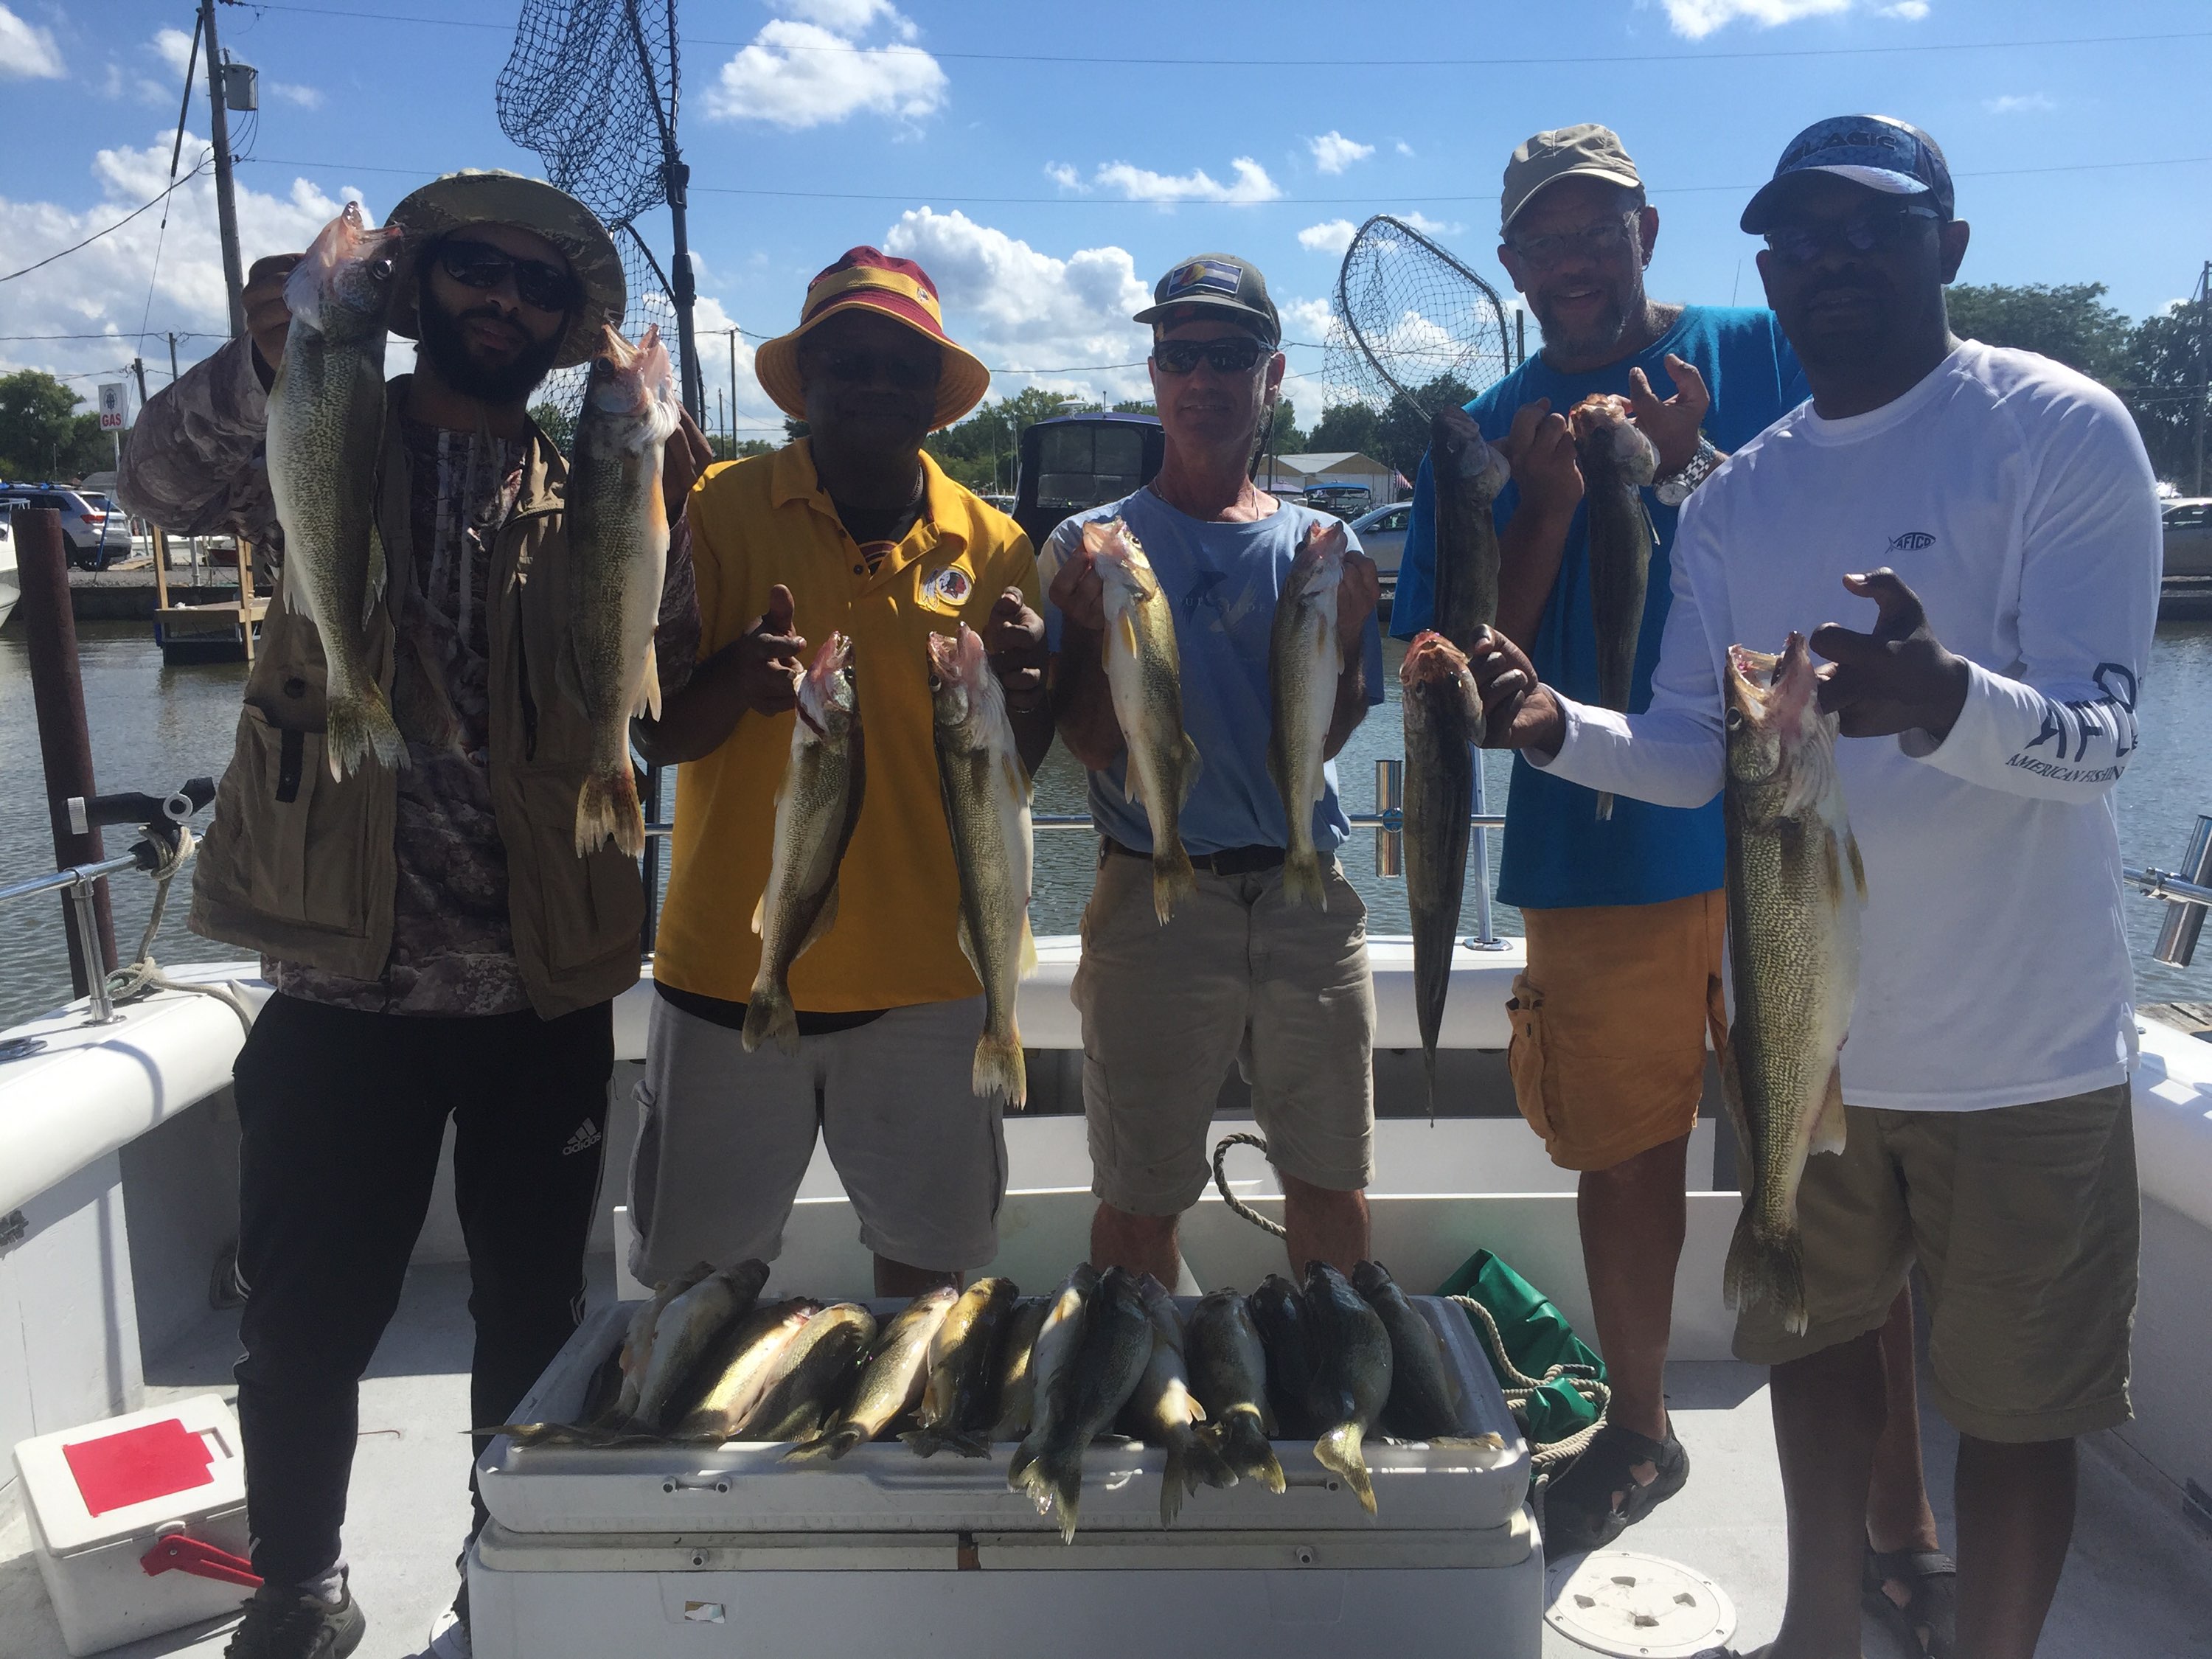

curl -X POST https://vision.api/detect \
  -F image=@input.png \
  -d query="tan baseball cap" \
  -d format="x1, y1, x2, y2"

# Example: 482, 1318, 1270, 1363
1500, 125, 1643, 234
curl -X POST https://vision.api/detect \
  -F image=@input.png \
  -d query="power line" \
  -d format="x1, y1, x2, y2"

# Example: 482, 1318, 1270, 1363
0, 159, 215, 284
0, 331, 223, 343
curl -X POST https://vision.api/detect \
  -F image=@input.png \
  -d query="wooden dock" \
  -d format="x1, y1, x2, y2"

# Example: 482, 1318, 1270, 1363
2145, 1001, 2212, 1037
151, 529, 265, 662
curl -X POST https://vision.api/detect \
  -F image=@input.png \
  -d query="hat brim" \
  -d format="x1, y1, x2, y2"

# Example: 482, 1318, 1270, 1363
384, 171, 626, 370
1503, 164, 1644, 232
1740, 165, 1930, 233
754, 292, 992, 431
1131, 296, 1281, 345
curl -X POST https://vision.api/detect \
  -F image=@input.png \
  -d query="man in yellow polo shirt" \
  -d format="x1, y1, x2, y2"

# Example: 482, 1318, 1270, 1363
632, 248, 1049, 1295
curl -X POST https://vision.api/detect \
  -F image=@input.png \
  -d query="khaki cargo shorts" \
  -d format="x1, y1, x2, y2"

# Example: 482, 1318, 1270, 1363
1073, 850, 1377, 1215
1733, 1082, 2139, 1443
1506, 890, 1727, 1172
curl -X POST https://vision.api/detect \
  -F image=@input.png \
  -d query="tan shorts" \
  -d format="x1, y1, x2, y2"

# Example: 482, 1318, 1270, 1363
1506, 890, 1727, 1172
1733, 1084, 2139, 1443
1073, 850, 1376, 1214
627, 991, 1007, 1280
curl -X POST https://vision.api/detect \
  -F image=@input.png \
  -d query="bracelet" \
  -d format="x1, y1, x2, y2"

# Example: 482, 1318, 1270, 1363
1654, 434, 1723, 507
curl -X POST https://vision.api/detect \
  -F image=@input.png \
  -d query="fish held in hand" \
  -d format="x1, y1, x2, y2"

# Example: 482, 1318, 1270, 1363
1119, 1275, 1235, 1523
986, 1296, 1054, 1443
1015, 1265, 1153, 1542
745, 635, 864, 1055
1351, 1261, 1461, 1440
672, 1298, 821, 1442
1086, 519, 1202, 924
786, 1284, 958, 1461
1400, 631, 1482, 1118
564, 324, 682, 857
1183, 1288, 1286, 1495
1268, 518, 1349, 910
902, 1276, 1021, 1458
266, 202, 407, 781
1570, 394, 1660, 821
1721, 634, 1864, 1337
929, 625, 1037, 1106
1428, 404, 1510, 689
1302, 1261, 1394, 1515
728, 1302, 877, 1444
1246, 1273, 1322, 1441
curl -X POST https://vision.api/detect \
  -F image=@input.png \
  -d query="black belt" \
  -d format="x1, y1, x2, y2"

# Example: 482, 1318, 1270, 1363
1103, 835, 1286, 877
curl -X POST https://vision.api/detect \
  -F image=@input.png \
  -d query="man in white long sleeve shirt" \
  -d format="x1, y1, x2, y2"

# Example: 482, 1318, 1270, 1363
1471, 116, 2158, 1659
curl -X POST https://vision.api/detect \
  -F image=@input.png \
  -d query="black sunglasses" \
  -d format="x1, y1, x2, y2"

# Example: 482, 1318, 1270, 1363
1764, 205, 1941, 267
1152, 336, 1273, 375
804, 344, 943, 392
435, 238, 580, 313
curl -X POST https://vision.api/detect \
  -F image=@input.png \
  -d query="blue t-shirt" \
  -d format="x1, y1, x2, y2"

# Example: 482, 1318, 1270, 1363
1040, 488, 1387, 858
1392, 305, 1807, 911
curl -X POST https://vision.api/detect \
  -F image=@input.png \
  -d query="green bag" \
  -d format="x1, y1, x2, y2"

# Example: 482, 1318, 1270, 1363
1435, 1248, 1610, 1469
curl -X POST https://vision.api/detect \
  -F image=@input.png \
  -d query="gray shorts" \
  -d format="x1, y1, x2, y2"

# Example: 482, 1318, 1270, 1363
627, 990, 1007, 1281
1073, 850, 1376, 1214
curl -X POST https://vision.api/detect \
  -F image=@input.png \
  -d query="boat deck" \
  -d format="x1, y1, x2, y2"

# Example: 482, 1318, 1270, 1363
5, 1256, 2208, 1659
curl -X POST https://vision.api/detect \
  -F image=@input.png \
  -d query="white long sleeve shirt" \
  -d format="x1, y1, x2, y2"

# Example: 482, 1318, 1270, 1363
1539, 341, 2161, 1111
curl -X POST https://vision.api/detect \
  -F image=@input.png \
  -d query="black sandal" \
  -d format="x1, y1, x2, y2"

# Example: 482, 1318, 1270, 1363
1541, 1422, 1691, 1557
1863, 1546, 1957, 1658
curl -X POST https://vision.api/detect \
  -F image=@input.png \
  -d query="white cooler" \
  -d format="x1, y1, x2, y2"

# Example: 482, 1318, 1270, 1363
470, 1295, 1545, 1658
13, 1394, 257, 1656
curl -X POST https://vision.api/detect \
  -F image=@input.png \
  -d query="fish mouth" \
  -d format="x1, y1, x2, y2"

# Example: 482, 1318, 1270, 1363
1728, 633, 1815, 723
1399, 629, 1471, 687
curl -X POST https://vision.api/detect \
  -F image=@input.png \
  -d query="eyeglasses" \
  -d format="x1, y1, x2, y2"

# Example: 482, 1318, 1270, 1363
1763, 205, 1941, 266
1505, 216, 1637, 268
1152, 336, 1273, 375
435, 239, 579, 313
804, 345, 942, 391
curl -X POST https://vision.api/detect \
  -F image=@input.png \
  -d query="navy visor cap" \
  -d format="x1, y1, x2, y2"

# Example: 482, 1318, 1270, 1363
1741, 114, 1954, 234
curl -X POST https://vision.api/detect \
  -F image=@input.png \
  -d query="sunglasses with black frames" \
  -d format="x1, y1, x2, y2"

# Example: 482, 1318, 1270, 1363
1762, 204, 1942, 267
801, 344, 943, 391
1152, 336, 1273, 375
434, 238, 580, 313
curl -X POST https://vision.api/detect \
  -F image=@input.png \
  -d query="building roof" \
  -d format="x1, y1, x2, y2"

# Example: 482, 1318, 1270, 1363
1272, 451, 1388, 474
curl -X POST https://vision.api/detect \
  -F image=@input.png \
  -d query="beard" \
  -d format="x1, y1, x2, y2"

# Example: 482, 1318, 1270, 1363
414, 288, 566, 404
1531, 285, 1631, 360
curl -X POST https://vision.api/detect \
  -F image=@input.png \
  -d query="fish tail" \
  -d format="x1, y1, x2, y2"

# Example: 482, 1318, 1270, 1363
1724, 1210, 1809, 1336
324, 683, 407, 781
1183, 1427, 1237, 1495
1212, 1416, 1284, 1492
1594, 790, 1615, 822
1151, 842, 1196, 925
1423, 1046, 1439, 1127
574, 761, 644, 858
1043, 1447, 1084, 1543
784, 1422, 860, 1463
1005, 1439, 1040, 1491
898, 1427, 945, 1458
973, 1029, 1028, 1110
1315, 1422, 1377, 1515
742, 986, 800, 1057
942, 1430, 992, 1460
1282, 849, 1329, 911
1161, 1443, 1189, 1526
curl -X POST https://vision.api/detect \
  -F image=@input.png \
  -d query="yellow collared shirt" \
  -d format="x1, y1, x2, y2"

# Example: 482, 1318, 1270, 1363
656, 440, 1039, 1011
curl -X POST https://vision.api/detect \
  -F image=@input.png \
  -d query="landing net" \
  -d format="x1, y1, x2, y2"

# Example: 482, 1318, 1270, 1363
1326, 215, 1514, 415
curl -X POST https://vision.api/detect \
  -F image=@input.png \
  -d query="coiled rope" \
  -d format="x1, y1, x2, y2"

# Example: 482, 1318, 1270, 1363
102, 825, 257, 1034
1210, 1130, 1287, 1237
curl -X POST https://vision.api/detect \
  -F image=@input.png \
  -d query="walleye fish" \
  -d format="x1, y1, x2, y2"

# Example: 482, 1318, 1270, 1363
745, 635, 864, 1055
1721, 634, 1864, 1337
1015, 1266, 1155, 1543
597, 1263, 712, 1430
629, 1259, 771, 1433
1119, 1276, 1234, 1523
1085, 519, 1201, 924
1004, 1265, 1099, 1483
786, 1284, 958, 1461
265, 203, 407, 781
1401, 631, 1483, 1117
986, 1296, 1054, 1443
1428, 404, 1510, 682
670, 1298, 821, 1441
1302, 1262, 1394, 1515
928, 625, 1037, 1105
564, 323, 682, 858
1351, 1261, 1461, 1441
1183, 1289, 1285, 1494
729, 1302, 877, 1444
902, 1276, 1021, 1458
1571, 393, 1660, 821
1267, 518, 1348, 910
1246, 1274, 1321, 1440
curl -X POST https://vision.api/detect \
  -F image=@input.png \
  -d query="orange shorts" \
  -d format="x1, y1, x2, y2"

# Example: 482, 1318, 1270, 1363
1505, 890, 1727, 1172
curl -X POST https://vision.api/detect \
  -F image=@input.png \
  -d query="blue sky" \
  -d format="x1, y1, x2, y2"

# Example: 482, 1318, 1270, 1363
3, 0, 2208, 436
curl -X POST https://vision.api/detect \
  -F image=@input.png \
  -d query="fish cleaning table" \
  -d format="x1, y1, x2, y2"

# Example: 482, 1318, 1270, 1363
469, 1295, 1545, 1658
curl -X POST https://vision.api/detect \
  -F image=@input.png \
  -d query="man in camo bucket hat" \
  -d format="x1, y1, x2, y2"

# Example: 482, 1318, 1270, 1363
118, 169, 712, 1659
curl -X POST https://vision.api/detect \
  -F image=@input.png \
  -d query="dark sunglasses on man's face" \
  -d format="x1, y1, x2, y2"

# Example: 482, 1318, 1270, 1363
435, 239, 580, 313
1152, 336, 1272, 375
1763, 205, 1941, 267
806, 345, 942, 392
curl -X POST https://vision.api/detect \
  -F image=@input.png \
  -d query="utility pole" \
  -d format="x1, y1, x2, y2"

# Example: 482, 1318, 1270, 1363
167, 333, 181, 382
728, 328, 740, 451
199, 0, 246, 338
2194, 259, 2209, 498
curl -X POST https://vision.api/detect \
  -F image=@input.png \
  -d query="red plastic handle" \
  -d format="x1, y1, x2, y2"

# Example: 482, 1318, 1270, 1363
140, 1534, 262, 1589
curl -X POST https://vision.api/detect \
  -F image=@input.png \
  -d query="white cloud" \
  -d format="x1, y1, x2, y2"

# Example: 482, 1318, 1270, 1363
270, 82, 324, 110
1983, 91, 2054, 115
1395, 141, 1415, 158
1308, 131, 1374, 175
1281, 297, 1335, 345
1299, 220, 1358, 254
150, 27, 195, 75
1088, 156, 1280, 205
1401, 211, 1464, 237
1043, 162, 1085, 192
1657, 0, 1852, 38
782, 0, 917, 38
880, 208, 1155, 403
0, 4, 66, 78
705, 15, 945, 129
1875, 0, 1929, 15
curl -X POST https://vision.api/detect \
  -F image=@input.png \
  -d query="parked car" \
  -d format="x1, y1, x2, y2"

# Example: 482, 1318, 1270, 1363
1303, 483, 1374, 521
2163, 496, 2212, 579
0, 482, 131, 570
1347, 500, 1411, 581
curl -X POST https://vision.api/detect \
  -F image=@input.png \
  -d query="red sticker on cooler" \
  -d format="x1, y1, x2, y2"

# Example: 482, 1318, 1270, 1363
63, 1419, 216, 1517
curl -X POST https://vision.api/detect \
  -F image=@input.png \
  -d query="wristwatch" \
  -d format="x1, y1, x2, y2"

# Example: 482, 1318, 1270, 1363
1654, 434, 1723, 507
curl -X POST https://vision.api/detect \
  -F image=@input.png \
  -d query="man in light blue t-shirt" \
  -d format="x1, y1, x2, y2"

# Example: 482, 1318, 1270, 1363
1041, 252, 1385, 1285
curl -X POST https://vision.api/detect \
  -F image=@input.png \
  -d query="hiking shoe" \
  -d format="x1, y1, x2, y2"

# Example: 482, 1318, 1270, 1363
223, 1583, 366, 1658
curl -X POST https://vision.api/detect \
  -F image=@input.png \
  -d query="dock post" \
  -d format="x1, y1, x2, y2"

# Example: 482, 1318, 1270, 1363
11, 507, 118, 995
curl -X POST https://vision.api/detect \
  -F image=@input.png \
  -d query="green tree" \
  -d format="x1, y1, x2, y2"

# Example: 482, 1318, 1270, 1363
924, 386, 1072, 493
2121, 293, 2211, 488
1264, 397, 1306, 455
528, 400, 574, 454
0, 370, 106, 481
1306, 401, 1386, 460
1946, 282, 2133, 383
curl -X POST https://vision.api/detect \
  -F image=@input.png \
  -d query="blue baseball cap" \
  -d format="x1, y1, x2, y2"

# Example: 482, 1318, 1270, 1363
1740, 114, 1954, 234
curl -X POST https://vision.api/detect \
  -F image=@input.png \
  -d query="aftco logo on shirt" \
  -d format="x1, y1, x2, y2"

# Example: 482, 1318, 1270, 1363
1887, 531, 1937, 552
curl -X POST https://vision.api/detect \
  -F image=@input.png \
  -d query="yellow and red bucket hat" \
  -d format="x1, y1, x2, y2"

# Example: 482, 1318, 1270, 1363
753, 247, 992, 431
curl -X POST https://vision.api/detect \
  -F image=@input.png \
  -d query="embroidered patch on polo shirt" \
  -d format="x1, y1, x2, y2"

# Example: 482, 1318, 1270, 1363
918, 562, 975, 614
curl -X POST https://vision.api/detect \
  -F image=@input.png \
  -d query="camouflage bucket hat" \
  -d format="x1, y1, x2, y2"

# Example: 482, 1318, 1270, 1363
383, 170, 626, 370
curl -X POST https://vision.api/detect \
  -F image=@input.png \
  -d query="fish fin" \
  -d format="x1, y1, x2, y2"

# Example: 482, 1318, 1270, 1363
1018, 917, 1038, 979
1718, 1035, 1754, 1182
1046, 1448, 1083, 1543
1150, 844, 1196, 926
973, 1031, 1027, 1110
750, 889, 766, 936
364, 520, 388, 628
1724, 1211, 1809, 1338
1161, 1444, 1189, 1526
1593, 790, 1615, 822
1315, 1422, 1377, 1515
898, 1428, 944, 1459
1116, 608, 1140, 662
1281, 851, 1328, 912
631, 637, 662, 722
574, 762, 644, 858
1811, 1063, 1848, 1158
1178, 736, 1203, 805
324, 684, 408, 782
1005, 1439, 1039, 1491
942, 1431, 992, 1460
1124, 760, 1146, 807
796, 882, 841, 959
1846, 831, 1868, 902
954, 911, 981, 980
782, 1424, 851, 1463
742, 987, 799, 1057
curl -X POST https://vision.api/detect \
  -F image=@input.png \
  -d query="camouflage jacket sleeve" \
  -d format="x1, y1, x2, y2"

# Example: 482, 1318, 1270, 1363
655, 509, 702, 698
114, 333, 281, 549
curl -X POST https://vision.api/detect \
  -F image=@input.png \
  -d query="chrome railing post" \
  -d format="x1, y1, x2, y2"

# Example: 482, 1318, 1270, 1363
1467, 755, 1505, 950
1373, 759, 1402, 877
67, 874, 121, 1026
2152, 813, 2212, 968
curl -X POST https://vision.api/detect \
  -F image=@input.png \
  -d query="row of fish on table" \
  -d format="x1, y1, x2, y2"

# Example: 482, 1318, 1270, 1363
494, 1258, 1501, 1540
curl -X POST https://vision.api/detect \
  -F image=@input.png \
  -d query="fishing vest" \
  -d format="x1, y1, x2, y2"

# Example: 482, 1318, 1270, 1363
189, 378, 644, 1018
